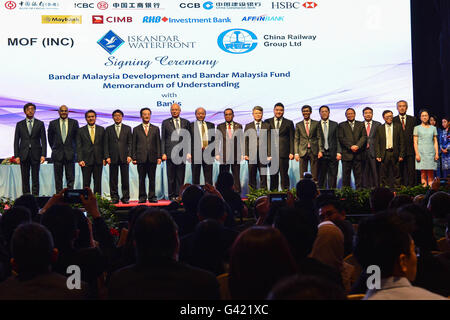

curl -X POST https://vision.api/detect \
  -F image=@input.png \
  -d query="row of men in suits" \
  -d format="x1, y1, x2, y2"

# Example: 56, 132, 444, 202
13, 100, 417, 202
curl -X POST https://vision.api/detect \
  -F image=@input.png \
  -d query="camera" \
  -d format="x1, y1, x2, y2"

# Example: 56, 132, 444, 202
268, 193, 287, 204
64, 189, 88, 204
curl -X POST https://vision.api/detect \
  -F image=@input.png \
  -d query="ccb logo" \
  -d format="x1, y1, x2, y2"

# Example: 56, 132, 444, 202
217, 29, 257, 54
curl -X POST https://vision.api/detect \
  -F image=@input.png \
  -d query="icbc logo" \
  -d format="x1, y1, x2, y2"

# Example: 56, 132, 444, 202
303, 2, 317, 8
97, 1, 108, 10
92, 15, 132, 23
5, 1, 17, 9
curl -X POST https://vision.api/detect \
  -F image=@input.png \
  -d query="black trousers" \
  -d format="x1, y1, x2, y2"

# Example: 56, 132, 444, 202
400, 154, 417, 186
380, 150, 401, 188
20, 156, 40, 195
362, 153, 379, 188
192, 160, 213, 185
270, 158, 290, 191
109, 163, 130, 202
220, 163, 241, 193
248, 160, 268, 190
53, 159, 75, 193
166, 159, 185, 198
82, 165, 103, 195
342, 159, 363, 189
300, 149, 318, 181
318, 152, 338, 189
137, 162, 157, 201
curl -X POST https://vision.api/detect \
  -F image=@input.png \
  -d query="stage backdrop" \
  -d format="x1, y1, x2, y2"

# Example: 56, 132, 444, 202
0, 0, 414, 197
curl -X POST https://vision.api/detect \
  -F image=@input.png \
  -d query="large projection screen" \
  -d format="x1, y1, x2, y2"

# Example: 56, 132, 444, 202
0, 0, 413, 159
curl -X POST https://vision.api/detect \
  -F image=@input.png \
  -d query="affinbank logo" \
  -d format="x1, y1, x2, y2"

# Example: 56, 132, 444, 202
97, 30, 125, 54
217, 29, 257, 54
42, 15, 82, 24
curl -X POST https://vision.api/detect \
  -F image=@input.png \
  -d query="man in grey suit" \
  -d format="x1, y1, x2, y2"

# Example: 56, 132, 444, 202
245, 106, 271, 190
338, 108, 367, 189
14, 103, 47, 195
161, 103, 191, 200
104, 109, 132, 204
375, 110, 405, 188
188, 107, 215, 185
265, 102, 295, 191
76, 110, 105, 195
362, 107, 381, 188
132, 108, 161, 203
317, 106, 342, 189
216, 108, 244, 193
294, 105, 324, 182
48, 105, 79, 193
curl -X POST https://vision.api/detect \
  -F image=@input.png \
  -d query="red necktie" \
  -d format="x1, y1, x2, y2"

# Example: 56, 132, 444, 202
227, 123, 232, 139
366, 122, 371, 148
401, 117, 406, 131
305, 121, 310, 148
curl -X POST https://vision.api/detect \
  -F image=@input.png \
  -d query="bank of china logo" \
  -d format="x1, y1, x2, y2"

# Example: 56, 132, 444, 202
97, 30, 124, 54
217, 29, 257, 54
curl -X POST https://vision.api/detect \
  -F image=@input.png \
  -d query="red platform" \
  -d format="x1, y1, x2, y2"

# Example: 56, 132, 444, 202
113, 200, 172, 208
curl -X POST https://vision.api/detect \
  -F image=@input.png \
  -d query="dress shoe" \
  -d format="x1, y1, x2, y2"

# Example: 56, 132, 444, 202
138, 199, 147, 203
148, 198, 158, 203
111, 199, 119, 204
121, 200, 129, 204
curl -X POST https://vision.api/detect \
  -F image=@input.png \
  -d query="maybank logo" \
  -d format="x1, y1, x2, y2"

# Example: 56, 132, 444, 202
217, 29, 257, 54
42, 15, 82, 24
242, 16, 284, 22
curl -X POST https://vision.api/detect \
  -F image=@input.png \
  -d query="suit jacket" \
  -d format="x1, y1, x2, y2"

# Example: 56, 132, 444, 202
318, 119, 342, 157
338, 121, 367, 161
132, 123, 161, 163
363, 120, 382, 158
108, 258, 220, 300
190, 121, 215, 159
215, 121, 244, 162
48, 118, 79, 162
264, 117, 295, 158
244, 121, 271, 161
104, 123, 132, 164
393, 115, 417, 156
294, 120, 324, 157
161, 117, 191, 160
76, 124, 105, 166
14, 118, 47, 161
375, 123, 406, 161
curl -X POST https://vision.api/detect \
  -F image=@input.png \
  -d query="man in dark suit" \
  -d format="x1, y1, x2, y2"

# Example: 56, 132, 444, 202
376, 110, 406, 188
14, 103, 47, 196
188, 107, 215, 185
108, 209, 220, 300
161, 103, 191, 200
317, 106, 342, 189
265, 102, 294, 191
104, 109, 132, 204
245, 106, 271, 190
76, 110, 105, 195
216, 108, 244, 193
393, 100, 417, 186
338, 108, 367, 189
362, 107, 382, 188
47, 105, 79, 193
294, 105, 324, 182
132, 108, 161, 203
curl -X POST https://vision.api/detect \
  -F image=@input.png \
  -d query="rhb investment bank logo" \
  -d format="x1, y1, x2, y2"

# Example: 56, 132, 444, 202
217, 29, 257, 54
97, 30, 124, 54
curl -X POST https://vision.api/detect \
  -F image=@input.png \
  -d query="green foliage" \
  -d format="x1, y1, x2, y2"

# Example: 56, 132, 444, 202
95, 193, 119, 229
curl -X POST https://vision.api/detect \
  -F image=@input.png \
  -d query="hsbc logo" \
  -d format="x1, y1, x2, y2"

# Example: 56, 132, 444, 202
92, 15, 132, 23
271, 2, 301, 9
303, 2, 317, 8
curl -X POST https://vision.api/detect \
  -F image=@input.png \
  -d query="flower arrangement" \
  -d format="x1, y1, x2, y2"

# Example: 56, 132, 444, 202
1, 157, 18, 165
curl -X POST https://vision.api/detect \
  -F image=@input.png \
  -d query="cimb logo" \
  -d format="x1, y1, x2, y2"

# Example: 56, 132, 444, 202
92, 15, 133, 23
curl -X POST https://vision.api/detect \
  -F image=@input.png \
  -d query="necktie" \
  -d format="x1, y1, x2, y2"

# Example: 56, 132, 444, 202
276, 118, 281, 129
350, 122, 354, 131
228, 123, 232, 139
366, 122, 371, 149
201, 121, 208, 148
116, 125, 120, 139
401, 116, 406, 131
387, 125, 392, 149
62, 120, 67, 143
256, 122, 260, 136
144, 124, 148, 136
27, 120, 32, 135
305, 121, 310, 148
323, 121, 329, 150
175, 118, 180, 130
90, 126, 95, 144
